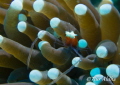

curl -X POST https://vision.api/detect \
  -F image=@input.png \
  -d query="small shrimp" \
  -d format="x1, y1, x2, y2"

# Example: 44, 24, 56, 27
48, 31, 83, 85
27, 31, 83, 85
65, 31, 78, 47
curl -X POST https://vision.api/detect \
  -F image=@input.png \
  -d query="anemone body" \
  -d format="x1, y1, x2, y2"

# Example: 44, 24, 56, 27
0, 0, 120, 85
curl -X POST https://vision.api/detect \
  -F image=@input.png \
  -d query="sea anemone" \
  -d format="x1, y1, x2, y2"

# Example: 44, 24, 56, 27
0, 0, 120, 85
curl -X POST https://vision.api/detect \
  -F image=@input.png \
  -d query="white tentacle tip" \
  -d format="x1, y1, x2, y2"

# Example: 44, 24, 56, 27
48, 68, 59, 79
0, 35, 3, 44
96, 46, 108, 58
106, 64, 119, 79
18, 14, 27, 21
72, 57, 81, 67
17, 21, 27, 32
99, 4, 112, 15
74, 4, 87, 15
38, 41, 48, 50
50, 17, 60, 28
33, 0, 44, 12
37, 30, 47, 39
29, 70, 42, 83
10, 0, 23, 10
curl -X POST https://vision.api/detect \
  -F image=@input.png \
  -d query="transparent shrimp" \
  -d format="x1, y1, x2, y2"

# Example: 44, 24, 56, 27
47, 54, 81, 85
47, 32, 83, 85
71, 47, 84, 58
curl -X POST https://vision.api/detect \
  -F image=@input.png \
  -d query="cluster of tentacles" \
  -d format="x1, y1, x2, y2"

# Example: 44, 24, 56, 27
0, 0, 120, 85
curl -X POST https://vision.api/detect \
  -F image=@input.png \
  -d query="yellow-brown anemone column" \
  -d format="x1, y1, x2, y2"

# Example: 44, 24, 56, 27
33, 0, 79, 30
17, 21, 41, 48
38, 30, 62, 47
17, 21, 41, 42
0, 35, 52, 70
113, 50, 120, 65
99, 4, 120, 44
72, 52, 113, 70
0, 3, 10, 9
45, 0, 75, 20
79, 0, 100, 23
113, 36, 120, 64
4, 0, 32, 47
0, 49, 25, 69
74, 4, 101, 50
29, 12, 50, 30
56, 0, 74, 17
21, 0, 34, 11
95, 40, 117, 62
63, 0, 78, 11
0, 7, 6, 24
64, 0, 100, 23
72, 54, 99, 70
0, 0, 12, 4
38, 41, 76, 65
21, 0, 49, 29
20, 0, 50, 30
45, 0, 65, 10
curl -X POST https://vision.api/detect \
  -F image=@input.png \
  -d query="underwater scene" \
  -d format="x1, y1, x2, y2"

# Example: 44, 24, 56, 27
0, 0, 120, 85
